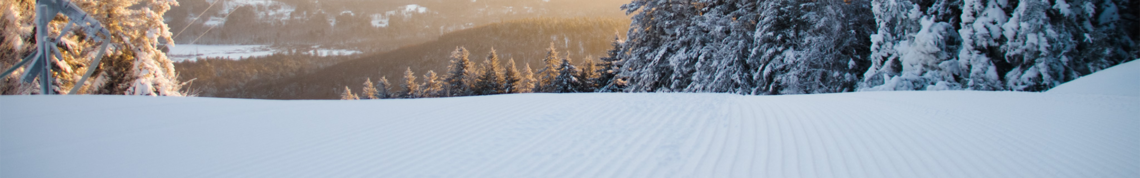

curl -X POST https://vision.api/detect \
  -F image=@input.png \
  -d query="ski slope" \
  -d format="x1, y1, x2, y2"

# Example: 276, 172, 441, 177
2, 61, 1138, 178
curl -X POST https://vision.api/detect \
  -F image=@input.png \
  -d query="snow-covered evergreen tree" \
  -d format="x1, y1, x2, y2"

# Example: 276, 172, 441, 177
596, 35, 624, 92
616, 0, 697, 92
519, 63, 536, 93
401, 67, 419, 98
421, 70, 442, 98
862, 0, 965, 91
362, 78, 378, 99
534, 43, 560, 93
1000, 0, 1072, 91
862, 0, 921, 89
577, 57, 598, 92
472, 48, 503, 95
754, 0, 873, 94
340, 86, 358, 100
957, 0, 1013, 90
442, 45, 474, 95
376, 76, 392, 99
614, 0, 872, 94
444, 47, 473, 96
1000, 0, 1135, 91
550, 56, 580, 93
1086, 0, 1137, 68
858, 0, 1135, 91
503, 58, 522, 93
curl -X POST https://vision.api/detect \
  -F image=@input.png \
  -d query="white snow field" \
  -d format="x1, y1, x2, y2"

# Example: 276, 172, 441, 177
2, 61, 1138, 178
166, 44, 275, 62
166, 44, 362, 62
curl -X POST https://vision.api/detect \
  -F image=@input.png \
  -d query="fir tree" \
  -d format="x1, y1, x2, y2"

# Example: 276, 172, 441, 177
362, 78, 379, 99
473, 48, 503, 95
861, 0, 922, 89
551, 55, 581, 93
376, 76, 392, 99
1000, 0, 1068, 91
503, 58, 522, 93
535, 43, 560, 92
577, 57, 599, 92
958, 0, 1014, 90
444, 47, 473, 96
340, 86, 359, 100
618, 0, 871, 94
520, 63, 536, 93
596, 35, 624, 92
421, 70, 442, 98
401, 67, 419, 98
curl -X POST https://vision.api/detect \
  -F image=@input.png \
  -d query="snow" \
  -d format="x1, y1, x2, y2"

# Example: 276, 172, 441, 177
198, 0, 295, 26
370, 13, 388, 27
166, 44, 363, 62
405, 4, 428, 14
2, 61, 1138, 177
201, 16, 226, 27
1047, 59, 1139, 96
166, 44, 275, 62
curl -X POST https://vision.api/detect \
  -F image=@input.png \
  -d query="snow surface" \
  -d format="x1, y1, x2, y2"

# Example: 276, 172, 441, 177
167, 44, 363, 62
1047, 60, 1140, 96
2, 62, 1138, 177
166, 44, 275, 62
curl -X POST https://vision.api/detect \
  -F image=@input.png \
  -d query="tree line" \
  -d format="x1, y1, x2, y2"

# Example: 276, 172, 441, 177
610, 0, 1134, 94
341, 39, 624, 100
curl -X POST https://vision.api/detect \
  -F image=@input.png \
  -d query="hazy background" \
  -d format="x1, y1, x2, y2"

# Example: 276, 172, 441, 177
165, 0, 631, 51
168, 0, 635, 99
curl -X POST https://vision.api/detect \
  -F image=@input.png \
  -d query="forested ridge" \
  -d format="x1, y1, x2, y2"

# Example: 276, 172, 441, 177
231, 17, 629, 99
342, 0, 1136, 101
8, 0, 1131, 99
604, 0, 1136, 94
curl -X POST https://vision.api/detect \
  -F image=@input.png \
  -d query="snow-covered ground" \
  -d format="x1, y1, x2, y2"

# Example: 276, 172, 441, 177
2, 61, 1137, 177
167, 44, 363, 62
166, 44, 275, 62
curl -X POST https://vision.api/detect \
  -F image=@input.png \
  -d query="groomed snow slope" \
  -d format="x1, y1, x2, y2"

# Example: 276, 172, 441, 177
2, 62, 1138, 178
1047, 60, 1140, 96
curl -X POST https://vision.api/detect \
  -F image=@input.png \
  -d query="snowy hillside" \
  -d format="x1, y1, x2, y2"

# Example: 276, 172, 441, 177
2, 62, 1138, 177
1047, 60, 1140, 96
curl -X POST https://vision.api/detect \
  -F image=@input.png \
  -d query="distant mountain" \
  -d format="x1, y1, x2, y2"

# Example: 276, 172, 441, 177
166, 0, 630, 48
237, 17, 630, 99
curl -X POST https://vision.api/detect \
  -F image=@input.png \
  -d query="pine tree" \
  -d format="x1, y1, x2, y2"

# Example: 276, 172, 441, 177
1000, 0, 1069, 91
577, 57, 598, 92
862, 0, 921, 89
860, 0, 968, 91
362, 78, 379, 99
519, 63, 536, 93
997, 0, 1134, 91
503, 58, 522, 93
444, 47, 473, 96
596, 35, 624, 92
551, 56, 581, 93
753, 0, 872, 94
421, 70, 442, 97
535, 43, 560, 92
376, 76, 392, 99
617, 0, 871, 94
618, 0, 700, 92
473, 48, 503, 95
401, 67, 419, 98
340, 86, 359, 100
958, 0, 1014, 90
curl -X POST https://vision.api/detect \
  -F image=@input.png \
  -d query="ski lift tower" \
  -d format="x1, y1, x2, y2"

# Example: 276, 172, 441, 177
1, 0, 114, 95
